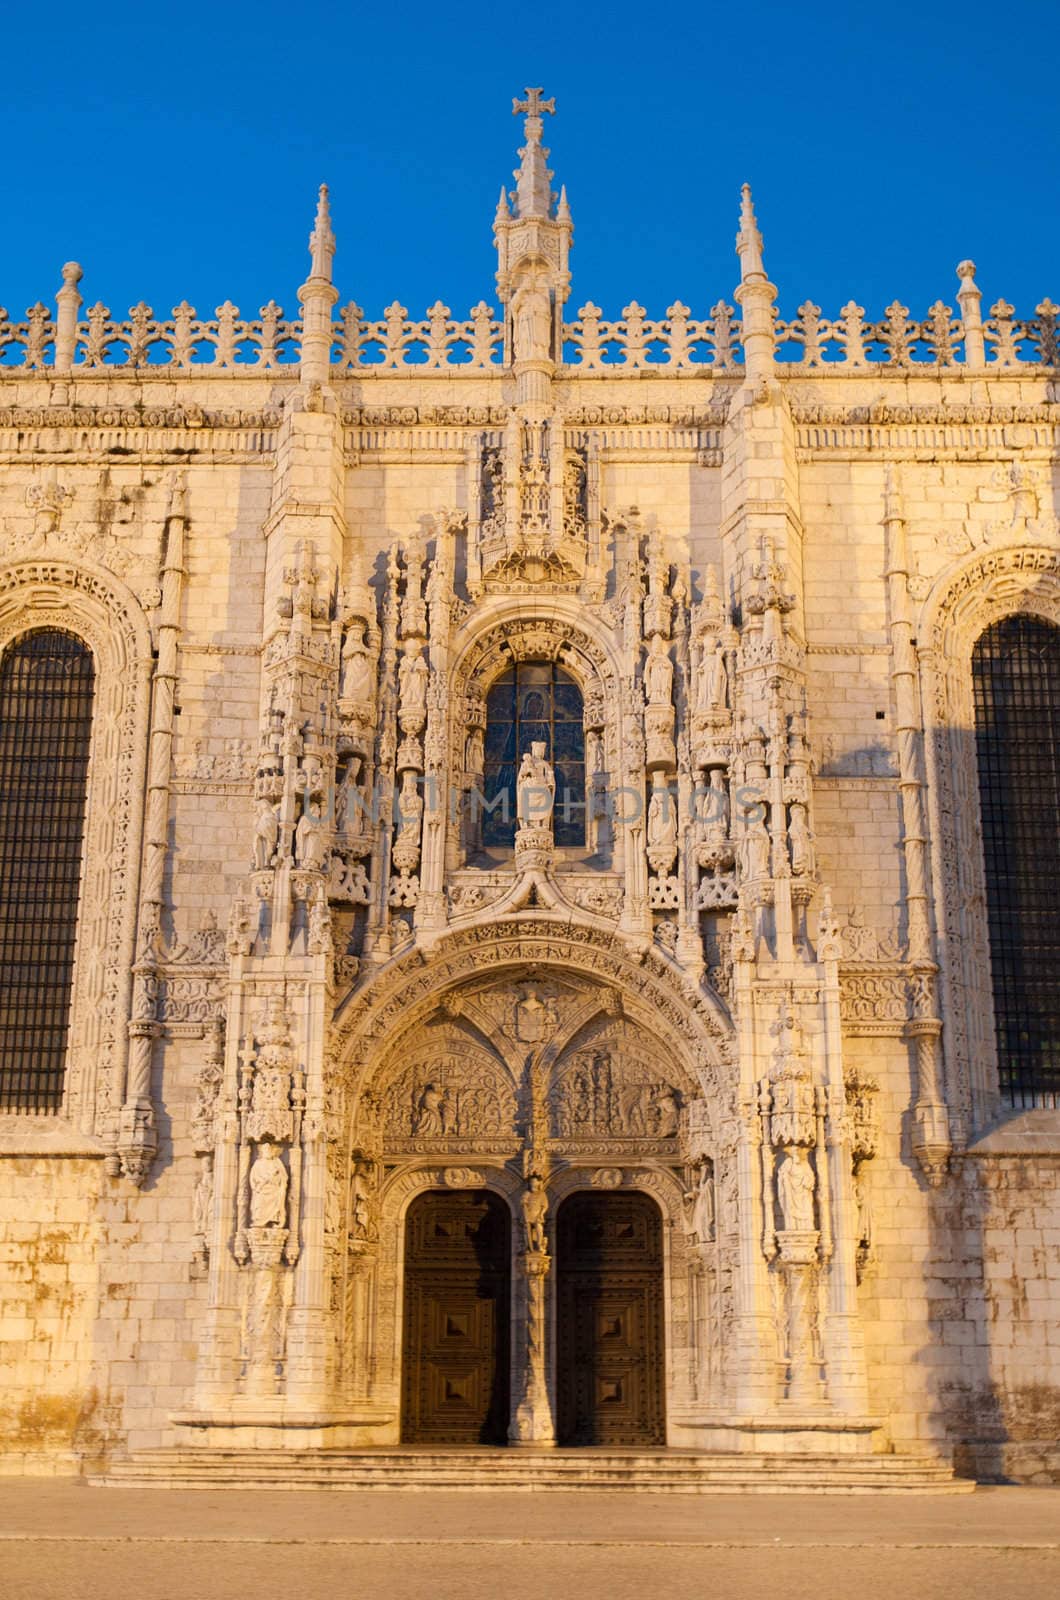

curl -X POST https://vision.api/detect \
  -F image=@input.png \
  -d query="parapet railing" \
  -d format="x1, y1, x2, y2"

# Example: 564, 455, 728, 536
0, 290, 1056, 372
772, 298, 1059, 369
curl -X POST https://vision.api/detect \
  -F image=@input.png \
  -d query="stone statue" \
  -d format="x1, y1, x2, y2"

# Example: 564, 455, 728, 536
512, 280, 552, 363
350, 1165, 374, 1240
308, 893, 332, 955
252, 798, 279, 872
294, 802, 328, 872
788, 802, 815, 877
691, 1162, 715, 1243
652, 1085, 680, 1137
465, 725, 484, 773
337, 756, 368, 838
739, 815, 771, 882
249, 1142, 288, 1229
517, 741, 555, 829
340, 622, 372, 704
396, 770, 424, 842
777, 1147, 816, 1233
521, 1173, 549, 1253
644, 634, 673, 705
413, 1082, 447, 1136
647, 775, 677, 854
704, 768, 729, 845
700, 639, 728, 712
398, 639, 428, 724
193, 1154, 214, 1240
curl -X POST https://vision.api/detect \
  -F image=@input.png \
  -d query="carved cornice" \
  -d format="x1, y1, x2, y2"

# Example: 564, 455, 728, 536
792, 400, 1059, 459
0, 403, 279, 461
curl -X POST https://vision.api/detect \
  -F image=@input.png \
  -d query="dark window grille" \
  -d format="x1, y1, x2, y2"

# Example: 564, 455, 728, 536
482, 661, 585, 848
972, 615, 1060, 1109
0, 630, 94, 1113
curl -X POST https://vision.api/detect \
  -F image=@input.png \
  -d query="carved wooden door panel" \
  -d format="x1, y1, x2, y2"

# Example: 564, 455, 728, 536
555, 1191, 665, 1446
401, 1189, 511, 1445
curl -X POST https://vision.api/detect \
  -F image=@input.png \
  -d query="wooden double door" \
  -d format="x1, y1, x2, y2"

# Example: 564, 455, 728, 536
401, 1189, 511, 1444
400, 1188, 665, 1447
555, 1191, 666, 1446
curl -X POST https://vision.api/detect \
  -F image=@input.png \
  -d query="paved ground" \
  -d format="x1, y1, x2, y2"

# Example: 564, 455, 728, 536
1, 1480, 1059, 1600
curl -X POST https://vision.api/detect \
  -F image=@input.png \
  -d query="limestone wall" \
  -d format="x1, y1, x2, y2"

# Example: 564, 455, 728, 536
0, 338, 1057, 1475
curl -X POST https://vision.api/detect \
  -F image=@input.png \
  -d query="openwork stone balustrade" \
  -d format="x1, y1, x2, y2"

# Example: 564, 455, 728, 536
1, 287, 1057, 372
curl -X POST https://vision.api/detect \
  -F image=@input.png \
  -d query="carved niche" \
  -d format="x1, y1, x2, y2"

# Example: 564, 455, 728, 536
548, 1020, 691, 1156
379, 1028, 519, 1156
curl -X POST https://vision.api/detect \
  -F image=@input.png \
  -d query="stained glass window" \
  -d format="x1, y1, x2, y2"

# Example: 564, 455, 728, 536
482, 662, 585, 848
0, 630, 94, 1112
973, 615, 1060, 1109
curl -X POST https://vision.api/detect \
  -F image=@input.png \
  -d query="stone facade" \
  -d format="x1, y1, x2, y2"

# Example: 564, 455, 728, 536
0, 90, 1058, 1484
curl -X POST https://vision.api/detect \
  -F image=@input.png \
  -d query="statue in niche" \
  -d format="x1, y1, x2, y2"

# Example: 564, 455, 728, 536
350, 1163, 376, 1241
739, 815, 771, 882
294, 801, 328, 872
249, 1142, 288, 1229
699, 639, 728, 712
465, 725, 484, 773
413, 1082, 449, 1136
253, 798, 279, 872
788, 802, 815, 878
337, 756, 368, 839
398, 639, 429, 723
193, 1153, 214, 1240
340, 621, 373, 704
308, 893, 332, 955
777, 1147, 816, 1233
521, 1174, 549, 1253
647, 775, 677, 855
512, 279, 552, 363
644, 634, 673, 705
704, 769, 729, 845
395, 770, 424, 845
690, 1162, 715, 1243
517, 742, 555, 828
652, 1085, 681, 1137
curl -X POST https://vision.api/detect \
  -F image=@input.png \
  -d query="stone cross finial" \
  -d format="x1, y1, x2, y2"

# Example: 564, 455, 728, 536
510, 88, 557, 218
513, 88, 556, 121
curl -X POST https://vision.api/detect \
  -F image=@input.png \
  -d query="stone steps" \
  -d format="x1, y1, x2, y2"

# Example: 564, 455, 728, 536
98, 1447, 974, 1493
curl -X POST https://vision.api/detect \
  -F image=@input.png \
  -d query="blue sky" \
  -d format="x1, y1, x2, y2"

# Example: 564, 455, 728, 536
2, 0, 1057, 326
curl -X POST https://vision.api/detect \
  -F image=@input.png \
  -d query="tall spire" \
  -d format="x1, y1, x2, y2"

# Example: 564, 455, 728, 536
494, 89, 573, 375
733, 183, 776, 381
298, 183, 339, 386
511, 87, 556, 218
736, 183, 766, 281
308, 184, 336, 283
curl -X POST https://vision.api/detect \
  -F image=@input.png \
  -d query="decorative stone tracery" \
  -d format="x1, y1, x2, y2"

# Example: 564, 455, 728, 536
919, 544, 1060, 1136
0, 559, 153, 1147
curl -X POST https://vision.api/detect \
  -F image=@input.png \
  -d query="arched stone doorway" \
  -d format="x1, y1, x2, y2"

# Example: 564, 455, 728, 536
555, 1190, 665, 1446
401, 1189, 511, 1444
333, 920, 731, 1447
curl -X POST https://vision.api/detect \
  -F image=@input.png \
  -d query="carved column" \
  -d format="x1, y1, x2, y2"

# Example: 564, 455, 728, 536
117, 471, 189, 1184
883, 469, 951, 1182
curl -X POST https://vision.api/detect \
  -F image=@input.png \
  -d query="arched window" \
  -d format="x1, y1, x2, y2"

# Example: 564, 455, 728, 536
973, 615, 1060, 1109
0, 631, 95, 1112
482, 661, 585, 848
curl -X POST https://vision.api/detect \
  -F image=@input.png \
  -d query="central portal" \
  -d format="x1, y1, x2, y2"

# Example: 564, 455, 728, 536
401, 1189, 511, 1445
555, 1191, 666, 1446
